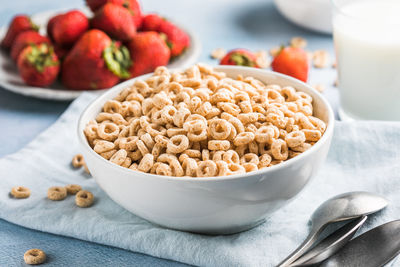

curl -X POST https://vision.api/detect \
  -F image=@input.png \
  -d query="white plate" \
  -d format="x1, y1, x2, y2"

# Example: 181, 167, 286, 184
0, 8, 201, 101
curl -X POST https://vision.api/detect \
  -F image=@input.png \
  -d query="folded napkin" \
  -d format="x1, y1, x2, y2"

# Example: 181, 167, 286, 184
1, 93, 399, 267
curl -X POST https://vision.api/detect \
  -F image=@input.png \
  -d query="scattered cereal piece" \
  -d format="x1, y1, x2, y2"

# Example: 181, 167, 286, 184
10, 186, 30, 199
312, 50, 330, 68
313, 84, 325, 93
290, 37, 307, 48
47, 186, 67, 201
65, 184, 82, 195
255, 50, 270, 68
75, 190, 94, 208
210, 48, 226, 60
72, 154, 85, 168
269, 46, 281, 57
24, 249, 46, 265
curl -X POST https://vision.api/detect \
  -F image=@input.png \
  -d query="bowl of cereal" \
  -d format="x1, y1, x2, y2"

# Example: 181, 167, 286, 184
78, 64, 334, 234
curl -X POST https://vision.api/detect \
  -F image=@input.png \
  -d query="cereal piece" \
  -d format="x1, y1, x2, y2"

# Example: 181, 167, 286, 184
197, 160, 218, 177
223, 150, 240, 164
24, 249, 46, 265
285, 130, 306, 148
210, 48, 226, 60
182, 158, 198, 177
138, 154, 154, 172
258, 153, 272, 168
72, 154, 85, 168
255, 50, 270, 68
208, 140, 230, 151
75, 190, 94, 208
97, 122, 120, 141
110, 149, 128, 166
271, 139, 289, 160
65, 184, 82, 195
10, 186, 30, 199
312, 50, 330, 68
226, 163, 245, 175
167, 135, 189, 154
243, 163, 258, 172
209, 119, 231, 140
313, 84, 325, 93
269, 46, 281, 57
47, 186, 67, 201
234, 132, 255, 146
290, 37, 307, 48
94, 141, 115, 153
302, 129, 322, 142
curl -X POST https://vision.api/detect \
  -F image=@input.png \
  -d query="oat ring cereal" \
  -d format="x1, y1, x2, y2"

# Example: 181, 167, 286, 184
11, 186, 31, 199
75, 190, 94, 207
84, 64, 326, 177
47, 186, 67, 201
24, 249, 46, 265
65, 184, 82, 195
72, 154, 85, 168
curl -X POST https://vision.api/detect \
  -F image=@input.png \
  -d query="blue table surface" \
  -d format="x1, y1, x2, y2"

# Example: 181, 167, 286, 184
0, 0, 338, 266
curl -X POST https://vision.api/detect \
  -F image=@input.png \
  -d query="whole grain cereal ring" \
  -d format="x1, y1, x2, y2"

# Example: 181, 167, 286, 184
146, 123, 167, 137
140, 133, 155, 150
103, 100, 122, 114
47, 186, 67, 201
201, 149, 210, 161
173, 107, 191, 128
97, 122, 119, 141
182, 158, 198, 177
129, 162, 138, 170
240, 153, 259, 165
121, 157, 132, 168
258, 153, 272, 168
152, 143, 164, 159
94, 140, 115, 153
248, 141, 259, 154
187, 128, 208, 142
65, 184, 82, 195
24, 249, 46, 265
243, 163, 258, 173
197, 160, 218, 177
291, 142, 312, 152
167, 135, 189, 154
271, 139, 289, 160
226, 123, 237, 142
255, 126, 275, 143
233, 132, 255, 146
226, 163, 246, 175
138, 153, 154, 172
183, 149, 202, 159
223, 150, 240, 164
110, 149, 128, 166
285, 131, 306, 148
183, 119, 205, 133
209, 119, 231, 140
156, 162, 173, 176
157, 154, 184, 176
11, 186, 30, 199
136, 140, 149, 156
154, 135, 169, 147
212, 151, 225, 161
72, 154, 85, 168
100, 149, 117, 160
208, 140, 230, 151
235, 144, 247, 157
166, 127, 187, 137
84, 123, 98, 142
161, 105, 177, 124
75, 190, 94, 208
119, 136, 139, 151
218, 102, 241, 116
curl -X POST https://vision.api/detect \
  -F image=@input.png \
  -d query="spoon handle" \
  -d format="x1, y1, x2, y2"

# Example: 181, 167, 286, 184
276, 230, 319, 267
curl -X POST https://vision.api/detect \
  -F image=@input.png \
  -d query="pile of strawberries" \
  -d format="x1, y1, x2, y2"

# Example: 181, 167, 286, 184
1, 0, 190, 90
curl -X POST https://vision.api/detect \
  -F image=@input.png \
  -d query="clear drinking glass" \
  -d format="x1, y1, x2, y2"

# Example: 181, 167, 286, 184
332, 0, 400, 121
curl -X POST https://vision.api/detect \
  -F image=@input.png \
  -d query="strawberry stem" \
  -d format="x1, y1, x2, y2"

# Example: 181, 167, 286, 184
103, 42, 132, 79
230, 53, 255, 67
26, 43, 58, 73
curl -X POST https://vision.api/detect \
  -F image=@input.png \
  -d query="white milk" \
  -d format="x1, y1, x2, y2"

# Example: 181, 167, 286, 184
333, 0, 400, 120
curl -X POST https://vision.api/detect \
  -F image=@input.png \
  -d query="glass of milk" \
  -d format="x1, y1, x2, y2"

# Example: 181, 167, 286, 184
332, 0, 400, 121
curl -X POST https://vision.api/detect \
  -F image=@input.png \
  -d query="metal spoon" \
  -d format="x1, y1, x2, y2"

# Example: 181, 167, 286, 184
277, 191, 388, 267
320, 220, 400, 267
290, 215, 367, 266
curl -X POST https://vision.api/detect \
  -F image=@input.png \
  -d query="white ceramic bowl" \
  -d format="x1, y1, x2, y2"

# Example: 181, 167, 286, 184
274, 0, 333, 34
78, 66, 335, 234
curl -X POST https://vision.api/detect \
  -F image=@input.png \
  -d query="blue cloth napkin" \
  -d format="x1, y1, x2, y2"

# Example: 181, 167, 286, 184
1, 93, 399, 267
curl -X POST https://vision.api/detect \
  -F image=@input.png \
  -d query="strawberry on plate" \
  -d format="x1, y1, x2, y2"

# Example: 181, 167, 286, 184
86, 0, 142, 28
220, 49, 260, 67
46, 14, 63, 41
141, 14, 164, 31
11, 31, 50, 62
271, 46, 309, 82
91, 3, 136, 42
1, 15, 38, 49
17, 43, 60, 87
61, 29, 131, 90
158, 20, 190, 57
50, 10, 89, 47
126, 31, 170, 78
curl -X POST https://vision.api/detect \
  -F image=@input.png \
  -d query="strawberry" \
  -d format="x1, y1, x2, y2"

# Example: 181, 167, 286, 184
141, 14, 163, 31
50, 10, 89, 47
46, 14, 63, 41
126, 31, 170, 78
61, 29, 131, 90
86, 0, 142, 28
158, 20, 190, 57
91, 3, 136, 42
17, 43, 60, 87
54, 45, 70, 61
220, 49, 260, 67
11, 31, 50, 62
271, 47, 309, 82
1, 15, 38, 49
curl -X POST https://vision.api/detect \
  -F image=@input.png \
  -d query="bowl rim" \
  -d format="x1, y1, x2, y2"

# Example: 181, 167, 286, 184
78, 65, 335, 182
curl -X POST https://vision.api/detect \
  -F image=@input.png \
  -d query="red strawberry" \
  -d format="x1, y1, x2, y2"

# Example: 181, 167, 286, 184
141, 14, 163, 31
271, 47, 309, 82
50, 10, 89, 47
1, 15, 38, 49
62, 29, 131, 90
220, 49, 260, 67
54, 45, 70, 61
46, 14, 63, 41
158, 20, 190, 57
11, 31, 50, 61
86, 0, 142, 28
91, 3, 136, 42
17, 43, 60, 87
126, 31, 170, 78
